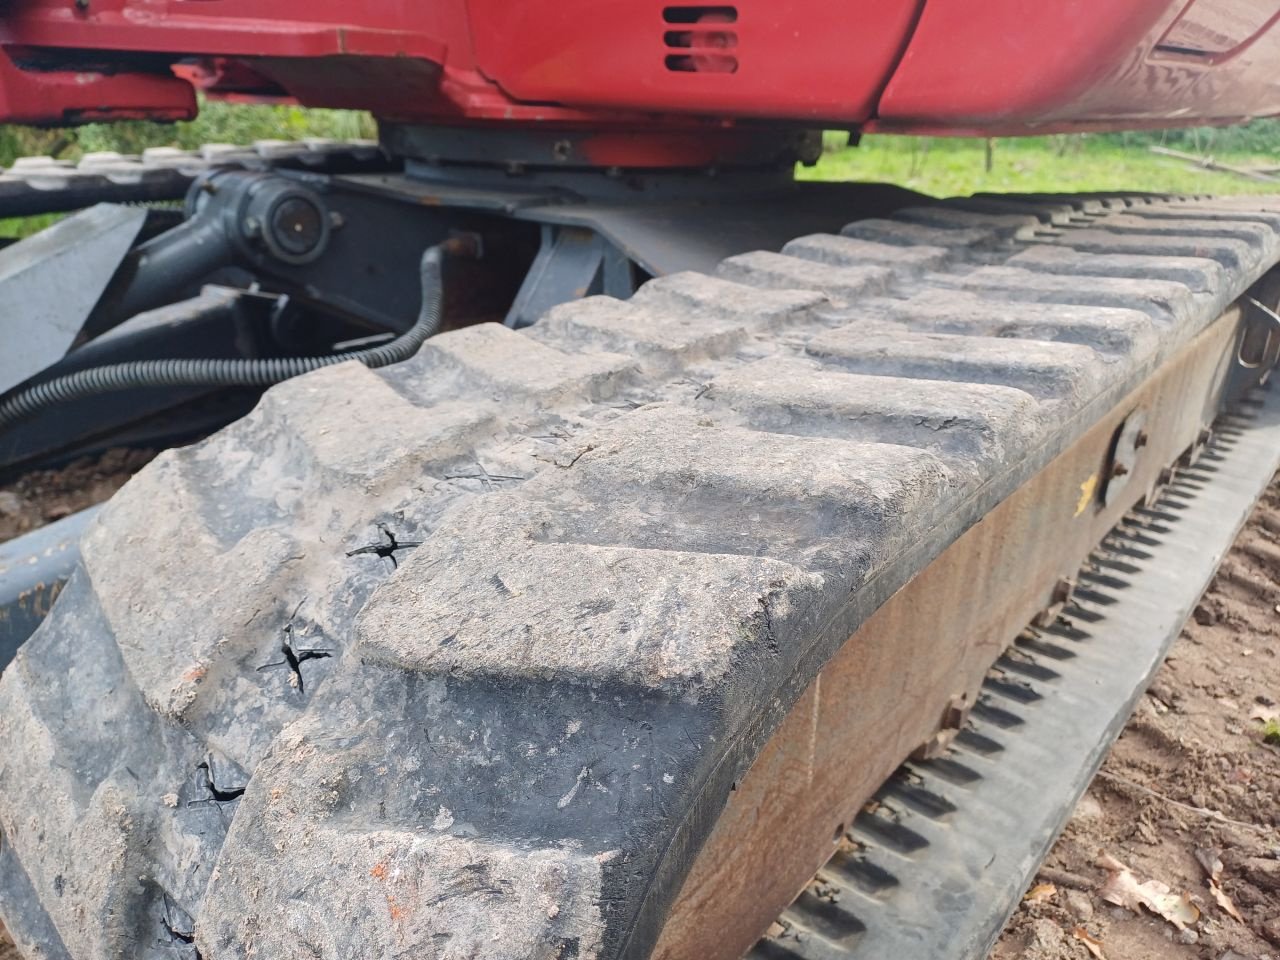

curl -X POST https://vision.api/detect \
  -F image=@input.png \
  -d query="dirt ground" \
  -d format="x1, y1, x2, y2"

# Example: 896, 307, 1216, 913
991, 477, 1280, 960
0, 448, 153, 543
0, 471, 1277, 958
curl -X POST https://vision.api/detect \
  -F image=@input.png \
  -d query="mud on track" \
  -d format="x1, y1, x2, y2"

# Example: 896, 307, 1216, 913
0, 486, 1276, 958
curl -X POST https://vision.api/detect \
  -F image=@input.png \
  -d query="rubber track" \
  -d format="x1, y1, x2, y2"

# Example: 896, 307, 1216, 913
0, 139, 386, 218
750, 401, 1280, 960
1, 189, 1279, 960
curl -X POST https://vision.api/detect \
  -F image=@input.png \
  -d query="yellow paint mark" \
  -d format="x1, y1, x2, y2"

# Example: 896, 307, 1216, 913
1075, 473, 1099, 517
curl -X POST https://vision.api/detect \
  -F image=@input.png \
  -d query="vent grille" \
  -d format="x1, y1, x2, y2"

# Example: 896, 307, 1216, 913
662, 6, 738, 74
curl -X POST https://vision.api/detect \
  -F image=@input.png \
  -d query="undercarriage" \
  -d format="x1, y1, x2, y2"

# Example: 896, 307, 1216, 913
0, 133, 1279, 959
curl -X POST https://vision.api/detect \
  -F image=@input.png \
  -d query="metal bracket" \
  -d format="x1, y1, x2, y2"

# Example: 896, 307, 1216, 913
505, 225, 638, 328
1102, 408, 1148, 507
0, 204, 146, 394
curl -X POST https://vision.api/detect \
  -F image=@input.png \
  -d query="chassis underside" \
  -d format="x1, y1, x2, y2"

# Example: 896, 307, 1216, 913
0, 142, 1278, 958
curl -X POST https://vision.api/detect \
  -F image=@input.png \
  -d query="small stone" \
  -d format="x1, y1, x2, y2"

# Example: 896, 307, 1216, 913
161, 793, 179, 808
1073, 791, 1104, 820
1263, 915, 1280, 947
1178, 928, 1199, 945
1064, 888, 1094, 922
0, 491, 22, 515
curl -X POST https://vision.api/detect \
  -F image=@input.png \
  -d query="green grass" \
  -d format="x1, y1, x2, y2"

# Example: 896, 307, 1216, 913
5, 113, 1280, 238
1264, 718, 1280, 746
0, 99, 375, 168
799, 133, 1280, 198
0, 101, 376, 238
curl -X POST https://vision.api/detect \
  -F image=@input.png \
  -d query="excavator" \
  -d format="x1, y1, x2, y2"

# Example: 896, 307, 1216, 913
0, 1, 1279, 957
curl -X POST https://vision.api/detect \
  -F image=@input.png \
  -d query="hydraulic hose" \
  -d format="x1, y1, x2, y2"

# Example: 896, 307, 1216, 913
0, 241, 460, 431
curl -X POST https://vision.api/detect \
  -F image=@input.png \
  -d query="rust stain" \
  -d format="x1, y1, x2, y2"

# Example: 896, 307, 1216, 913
179, 665, 206, 684
370, 862, 388, 880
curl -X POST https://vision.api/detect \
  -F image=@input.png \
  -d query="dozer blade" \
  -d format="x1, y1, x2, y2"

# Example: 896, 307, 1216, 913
0, 191, 1278, 960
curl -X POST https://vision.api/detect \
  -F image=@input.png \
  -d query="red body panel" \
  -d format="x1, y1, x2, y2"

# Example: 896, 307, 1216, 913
465, 0, 920, 122
873, 0, 1280, 133
0, 0, 1278, 139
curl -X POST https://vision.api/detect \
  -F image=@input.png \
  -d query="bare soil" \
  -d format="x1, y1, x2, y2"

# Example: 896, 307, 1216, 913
0, 448, 154, 544
0, 473, 1277, 958
991, 476, 1280, 960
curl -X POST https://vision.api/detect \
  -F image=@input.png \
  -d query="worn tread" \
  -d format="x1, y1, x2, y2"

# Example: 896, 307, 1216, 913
2, 188, 1278, 960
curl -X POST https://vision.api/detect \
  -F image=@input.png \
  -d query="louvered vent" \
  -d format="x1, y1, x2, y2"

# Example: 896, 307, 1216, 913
663, 6, 739, 74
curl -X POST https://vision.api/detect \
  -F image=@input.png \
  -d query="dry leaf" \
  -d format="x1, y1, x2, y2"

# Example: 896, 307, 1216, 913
1072, 926, 1107, 960
1025, 882, 1057, 903
1195, 847, 1224, 884
1197, 845, 1247, 922
1209, 880, 1245, 923
1097, 852, 1201, 930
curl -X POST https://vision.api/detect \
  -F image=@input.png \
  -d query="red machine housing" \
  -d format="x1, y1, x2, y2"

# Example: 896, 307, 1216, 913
0, 0, 1278, 147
